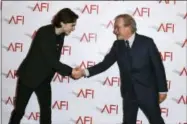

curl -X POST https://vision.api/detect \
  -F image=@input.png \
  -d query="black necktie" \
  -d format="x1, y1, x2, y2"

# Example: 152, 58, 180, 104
125, 40, 130, 50
125, 40, 132, 67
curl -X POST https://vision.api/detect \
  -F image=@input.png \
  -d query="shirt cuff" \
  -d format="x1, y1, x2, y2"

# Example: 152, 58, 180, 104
84, 69, 90, 77
159, 92, 167, 94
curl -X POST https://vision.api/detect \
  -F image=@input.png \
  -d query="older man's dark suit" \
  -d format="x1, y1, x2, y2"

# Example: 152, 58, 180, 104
87, 33, 168, 124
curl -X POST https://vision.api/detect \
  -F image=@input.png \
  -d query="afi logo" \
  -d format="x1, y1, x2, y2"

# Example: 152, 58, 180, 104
7, 42, 23, 52
52, 101, 68, 110
159, 0, 176, 4
33, 2, 49, 12
180, 67, 187, 76
157, 23, 175, 33
80, 33, 97, 42
103, 77, 120, 87
52, 73, 70, 83
81, 4, 99, 14
181, 39, 187, 48
61, 46, 71, 56
161, 108, 169, 117
6, 70, 17, 79
101, 104, 118, 114
27, 112, 40, 121
177, 95, 187, 104
77, 89, 94, 99
76, 116, 92, 124
160, 51, 173, 61
105, 20, 114, 29
9, 15, 24, 25
136, 120, 143, 124
26, 30, 37, 40
79, 61, 95, 69
133, 7, 150, 17
167, 80, 171, 90
4, 96, 15, 106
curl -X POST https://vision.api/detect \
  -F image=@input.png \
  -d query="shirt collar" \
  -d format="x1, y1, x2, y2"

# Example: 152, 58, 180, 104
127, 33, 135, 43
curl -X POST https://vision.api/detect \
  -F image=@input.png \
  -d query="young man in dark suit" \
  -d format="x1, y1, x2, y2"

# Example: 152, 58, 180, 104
75, 14, 168, 124
9, 8, 81, 124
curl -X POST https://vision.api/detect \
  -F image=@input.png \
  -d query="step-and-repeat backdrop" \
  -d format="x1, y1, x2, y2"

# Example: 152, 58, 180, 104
1, 1, 187, 124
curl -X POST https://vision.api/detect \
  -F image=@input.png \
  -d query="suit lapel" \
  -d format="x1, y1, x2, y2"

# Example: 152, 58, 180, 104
131, 33, 138, 49
130, 33, 141, 56
118, 40, 127, 55
117, 40, 131, 70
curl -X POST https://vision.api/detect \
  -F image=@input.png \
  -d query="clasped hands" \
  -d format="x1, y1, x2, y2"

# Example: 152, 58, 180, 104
71, 67, 85, 79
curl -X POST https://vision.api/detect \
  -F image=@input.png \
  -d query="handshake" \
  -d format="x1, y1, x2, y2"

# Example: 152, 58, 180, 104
71, 66, 86, 79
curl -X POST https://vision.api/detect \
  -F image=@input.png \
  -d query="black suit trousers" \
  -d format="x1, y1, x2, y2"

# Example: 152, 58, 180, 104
9, 75, 53, 124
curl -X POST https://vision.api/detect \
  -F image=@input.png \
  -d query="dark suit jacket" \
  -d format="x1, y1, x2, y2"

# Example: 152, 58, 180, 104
87, 33, 168, 98
16, 24, 72, 88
